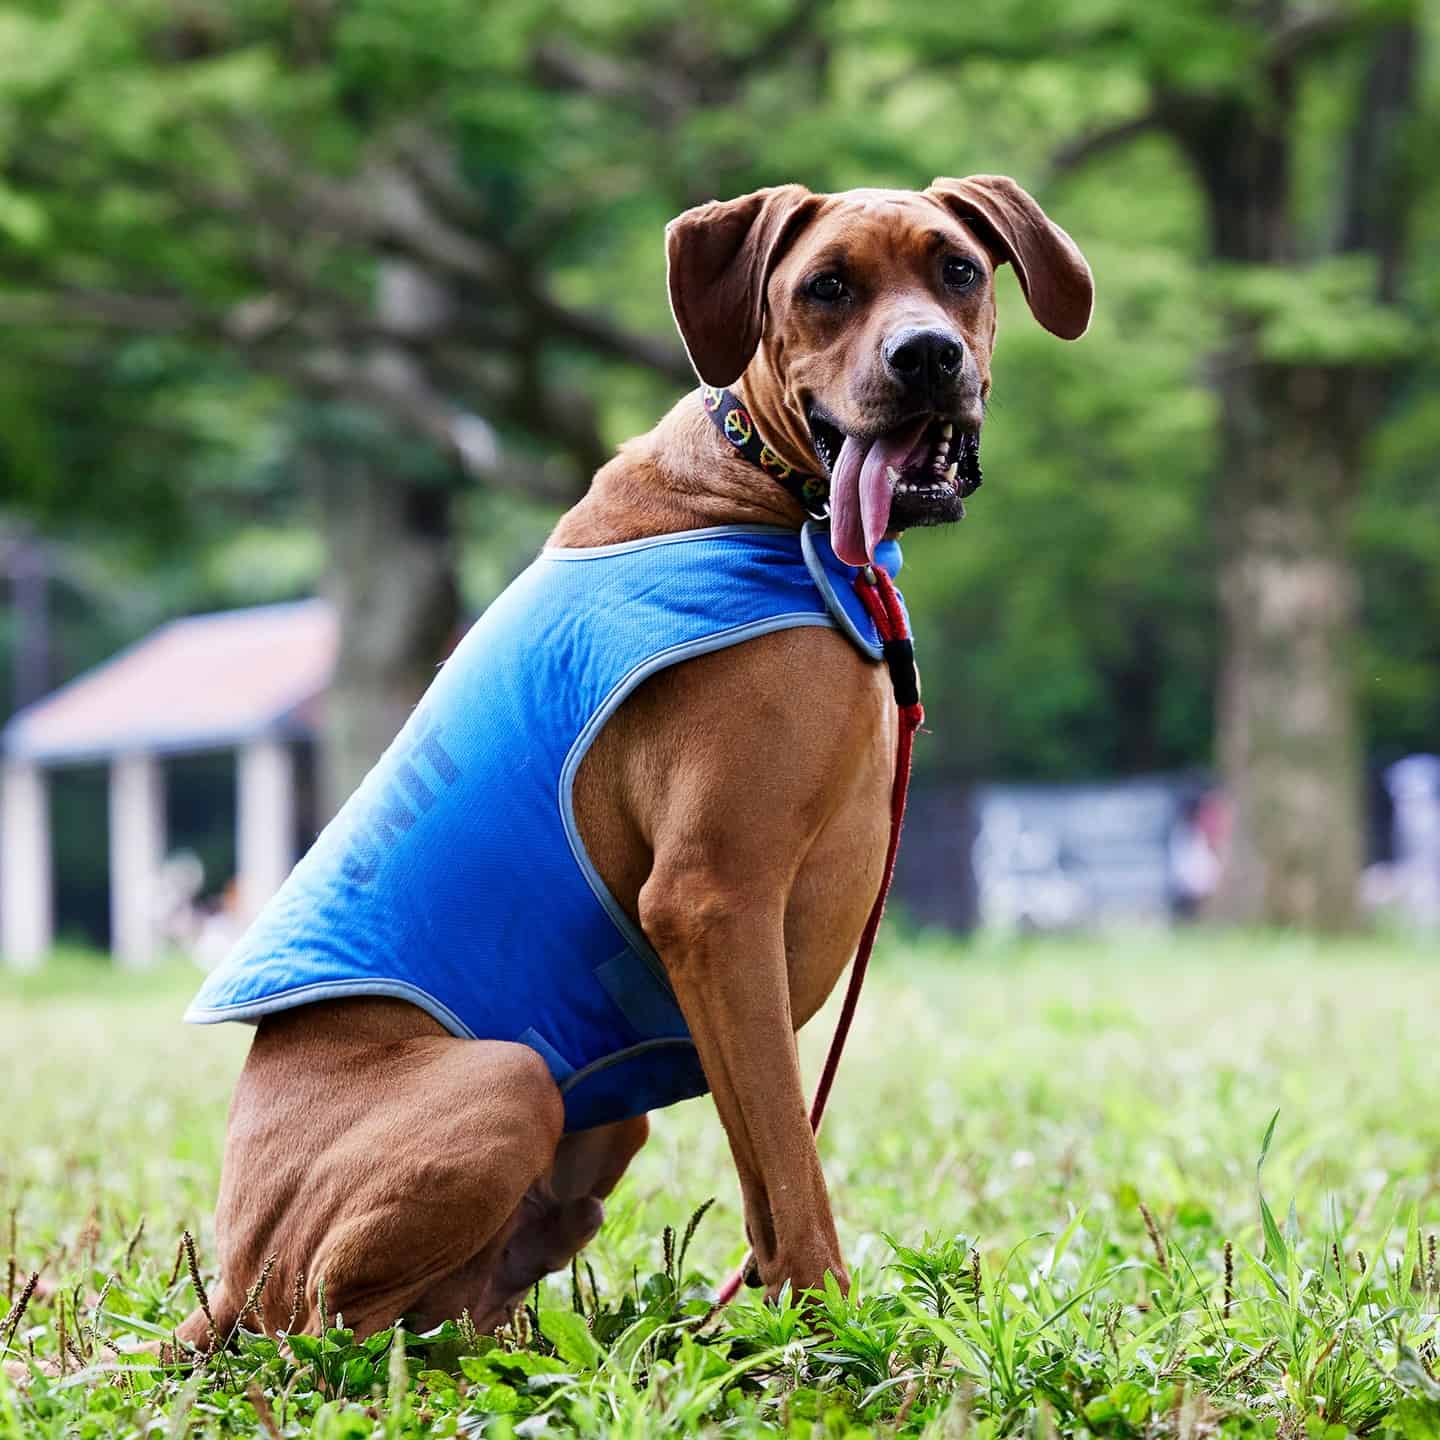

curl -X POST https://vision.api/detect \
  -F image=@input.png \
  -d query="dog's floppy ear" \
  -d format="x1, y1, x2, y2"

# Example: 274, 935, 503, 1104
666, 185, 820, 387
927, 175, 1093, 340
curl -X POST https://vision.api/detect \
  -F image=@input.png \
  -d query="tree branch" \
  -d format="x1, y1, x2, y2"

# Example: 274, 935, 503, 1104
730, 0, 831, 82
1334, 18, 1420, 301
533, 40, 690, 119
291, 347, 587, 503
1266, 5, 1356, 69
232, 131, 695, 381
529, 293, 692, 383
1048, 108, 1166, 179
867, 20, 1136, 71
534, 0, 835, 123
0, 283, 465, 355
1, 118, 689, 493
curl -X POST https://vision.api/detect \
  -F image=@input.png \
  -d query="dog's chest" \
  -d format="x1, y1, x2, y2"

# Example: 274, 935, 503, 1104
576, 625, 897, 1035
780, 705, 895, 1030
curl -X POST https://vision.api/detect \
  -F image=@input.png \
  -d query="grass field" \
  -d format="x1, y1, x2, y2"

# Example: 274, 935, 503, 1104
2, 933, 1439, 1437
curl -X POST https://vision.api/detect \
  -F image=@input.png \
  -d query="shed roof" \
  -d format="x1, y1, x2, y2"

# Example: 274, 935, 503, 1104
3, 599, 337, 765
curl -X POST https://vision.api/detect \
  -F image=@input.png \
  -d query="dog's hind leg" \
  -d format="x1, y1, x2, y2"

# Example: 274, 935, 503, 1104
405, 1115, 649, 1333
176, 1001, 564, 1350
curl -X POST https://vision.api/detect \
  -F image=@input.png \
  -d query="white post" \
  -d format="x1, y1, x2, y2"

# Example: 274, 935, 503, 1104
237, 738, 295, 920
110, 751, 165, 968
1, 759, 53, 968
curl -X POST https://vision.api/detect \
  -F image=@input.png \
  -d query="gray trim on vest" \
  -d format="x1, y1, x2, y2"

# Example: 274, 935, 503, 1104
559, 612, 836, 996
558, 1036, 701, 1097
800, 520, 884, 662
184, 975, 477, 1039
542, 524, 795, 560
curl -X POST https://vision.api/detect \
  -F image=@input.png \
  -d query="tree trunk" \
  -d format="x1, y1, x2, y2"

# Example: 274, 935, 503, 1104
306, 258, 465, 817
1209, 353, 1371, 929
1168, 15, 1418, 929
1172, 90, 1372, 929
310, 455, 459, 817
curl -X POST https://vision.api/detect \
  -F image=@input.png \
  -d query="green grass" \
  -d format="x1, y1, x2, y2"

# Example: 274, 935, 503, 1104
2, 934, 1439, 1437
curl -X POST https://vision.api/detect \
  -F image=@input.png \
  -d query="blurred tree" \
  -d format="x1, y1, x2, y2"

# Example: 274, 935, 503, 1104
523, 0, 1226, 785
1, 0, 1436, 936
1198, 11, 1422, 927
1162, 6, 1418, 932
901, 0, 1427, 928
1195, 13, 1422, 931
0, 0, 690, 804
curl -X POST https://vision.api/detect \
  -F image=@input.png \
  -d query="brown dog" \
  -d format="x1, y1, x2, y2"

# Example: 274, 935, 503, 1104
177, 177, 1091, 1349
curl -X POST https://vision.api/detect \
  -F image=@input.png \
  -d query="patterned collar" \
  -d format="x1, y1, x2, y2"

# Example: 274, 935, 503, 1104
701, 386, 830, 519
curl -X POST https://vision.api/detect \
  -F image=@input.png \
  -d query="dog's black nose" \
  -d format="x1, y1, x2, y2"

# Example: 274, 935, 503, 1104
884, 327, 964, 393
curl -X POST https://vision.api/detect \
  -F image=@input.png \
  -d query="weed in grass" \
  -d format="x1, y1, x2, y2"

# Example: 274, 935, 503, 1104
2, 938, 1440, 1435
0, 1272, 36, 1355
6, 1118, 1438, 1436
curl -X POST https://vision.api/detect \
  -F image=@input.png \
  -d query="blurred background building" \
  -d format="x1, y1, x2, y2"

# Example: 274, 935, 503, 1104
1, 0, 1437, 963
2, 599, 332, 966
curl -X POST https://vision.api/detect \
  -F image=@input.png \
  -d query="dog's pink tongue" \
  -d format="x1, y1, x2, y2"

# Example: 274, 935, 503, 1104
829, 435, 872, 568
829, 420, 928, 567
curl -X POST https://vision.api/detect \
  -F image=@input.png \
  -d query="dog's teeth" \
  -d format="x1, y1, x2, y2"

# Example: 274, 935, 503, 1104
886, 465, 901, 489
945, 461, 958, 485
941, 422, 954, 439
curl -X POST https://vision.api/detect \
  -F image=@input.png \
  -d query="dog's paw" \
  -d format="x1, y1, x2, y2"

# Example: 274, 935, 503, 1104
762, 1252, 850, 1305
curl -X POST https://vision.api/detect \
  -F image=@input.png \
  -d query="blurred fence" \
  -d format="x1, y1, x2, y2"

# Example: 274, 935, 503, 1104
896, 762, 1440, 936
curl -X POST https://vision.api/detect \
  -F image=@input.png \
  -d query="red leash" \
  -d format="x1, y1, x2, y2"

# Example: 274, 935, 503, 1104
716, 564, 924, 1306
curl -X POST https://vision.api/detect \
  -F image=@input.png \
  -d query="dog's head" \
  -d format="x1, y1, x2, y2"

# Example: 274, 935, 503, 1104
666, 178, 1093, 566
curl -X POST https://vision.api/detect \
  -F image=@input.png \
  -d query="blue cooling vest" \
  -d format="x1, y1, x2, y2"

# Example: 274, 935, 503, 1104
187, 521, 904, 1132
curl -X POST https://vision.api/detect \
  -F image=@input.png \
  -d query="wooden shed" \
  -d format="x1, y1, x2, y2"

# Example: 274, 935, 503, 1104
1, 599, 336, 968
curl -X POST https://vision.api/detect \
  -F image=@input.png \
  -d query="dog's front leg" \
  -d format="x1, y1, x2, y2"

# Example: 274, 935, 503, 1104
641, 869, 845, 1298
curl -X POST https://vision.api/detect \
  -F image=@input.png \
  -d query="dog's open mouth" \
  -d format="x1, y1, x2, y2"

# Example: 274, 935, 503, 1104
806, 409, 983, 568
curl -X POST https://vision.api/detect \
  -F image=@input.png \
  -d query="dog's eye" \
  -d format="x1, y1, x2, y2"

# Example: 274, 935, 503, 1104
807, 273, 846, 302
943, 257, 979, 290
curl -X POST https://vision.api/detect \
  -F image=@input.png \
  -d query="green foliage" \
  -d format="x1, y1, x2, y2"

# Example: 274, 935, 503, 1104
3, 938, 1440, 1435
0, 0, 1437, 780
1219, 259, 1422, 366
4, 1126, 1439, 1440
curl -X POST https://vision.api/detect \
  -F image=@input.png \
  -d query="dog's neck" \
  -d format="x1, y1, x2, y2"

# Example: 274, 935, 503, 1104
548, 379, 821, 548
